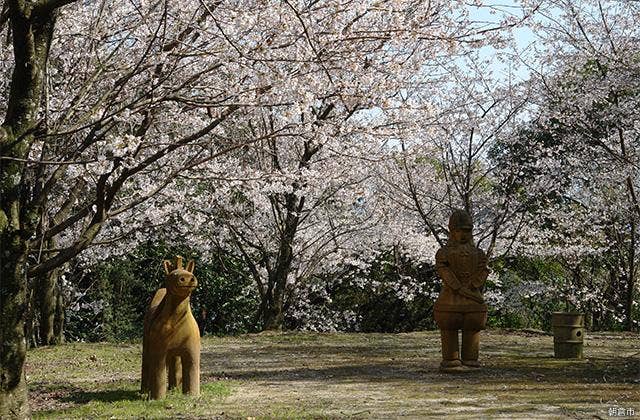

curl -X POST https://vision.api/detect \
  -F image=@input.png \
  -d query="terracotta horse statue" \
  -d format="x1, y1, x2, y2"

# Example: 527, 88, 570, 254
141, 256, 200, 399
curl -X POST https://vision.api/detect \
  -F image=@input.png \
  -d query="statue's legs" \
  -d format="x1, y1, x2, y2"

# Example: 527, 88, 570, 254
168, 353, 182, 390
149, 353, 168, 400
440, 329, 462, 368
461, 311, 487, 367
182, 348, 200, 396
435, 310, 464, 369
461, 330, 480, 367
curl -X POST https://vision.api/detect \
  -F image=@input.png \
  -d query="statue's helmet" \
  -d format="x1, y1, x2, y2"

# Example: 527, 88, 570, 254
448, 209, 473, 231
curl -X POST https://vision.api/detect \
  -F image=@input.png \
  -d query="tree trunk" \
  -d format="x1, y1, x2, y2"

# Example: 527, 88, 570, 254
625, 218, 638, 331
37, 238, 66, 346
625, 274, 636, 332
53, 278, 65, 344
1, 2, 59, 416
37, 268, 60, 345
262, 302, 284, 331
260, 273, 286, 331
0, 132, 33, 415
24, 286, 39, 348
0, 243, 31, 419
261, 224, 296, 331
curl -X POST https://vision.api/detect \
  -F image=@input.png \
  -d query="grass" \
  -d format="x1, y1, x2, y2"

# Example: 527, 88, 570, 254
26, 330, 640, 419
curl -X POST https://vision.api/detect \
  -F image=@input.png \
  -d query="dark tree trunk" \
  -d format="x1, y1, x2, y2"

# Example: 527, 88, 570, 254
257, 142, 318, 331
624, 274, 636, 332
24, 287, 39, 349
261, 269, 288, 331
0, 2, 59, 417
21, 262, 65, 348
0, 244, 31, 419
36, 238, 66, 346
260, 201, 299, 331
53, 278, 65, 344
262, 238, 294, 331
625, 220, 637, 332
262, 302, 284, 331
37, 268, 61, 345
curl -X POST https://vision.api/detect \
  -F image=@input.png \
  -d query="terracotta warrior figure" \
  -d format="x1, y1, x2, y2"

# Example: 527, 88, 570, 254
141, 256, 200, 399
434, 210, 489, 371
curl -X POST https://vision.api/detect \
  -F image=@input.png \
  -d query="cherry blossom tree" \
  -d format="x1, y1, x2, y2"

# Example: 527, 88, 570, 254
0, 0, 554, 413
0, 1, 539, 415
374, 50, 543, 260
83, 1, 542, 331
0, 0, 252, 414
492, 0, 640, 330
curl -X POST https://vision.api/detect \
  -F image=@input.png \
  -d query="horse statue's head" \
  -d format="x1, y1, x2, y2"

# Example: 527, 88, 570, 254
162, 256, 198, 299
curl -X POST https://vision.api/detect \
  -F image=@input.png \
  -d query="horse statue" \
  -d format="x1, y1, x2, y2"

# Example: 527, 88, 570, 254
141, 256, 200, 399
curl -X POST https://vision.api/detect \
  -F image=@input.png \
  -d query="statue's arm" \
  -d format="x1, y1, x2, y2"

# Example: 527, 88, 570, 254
435, 248, 462, 290
471, 250, 490, 289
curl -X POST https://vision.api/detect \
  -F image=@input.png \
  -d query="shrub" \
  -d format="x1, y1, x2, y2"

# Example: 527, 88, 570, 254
65, 242, 260, 342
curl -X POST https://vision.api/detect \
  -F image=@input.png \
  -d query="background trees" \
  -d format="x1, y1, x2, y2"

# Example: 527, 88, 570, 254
82, 0, 531, 332
494, 0, 640, 331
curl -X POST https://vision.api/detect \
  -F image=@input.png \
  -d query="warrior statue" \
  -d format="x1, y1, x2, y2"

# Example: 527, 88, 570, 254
434, 209, 489, 371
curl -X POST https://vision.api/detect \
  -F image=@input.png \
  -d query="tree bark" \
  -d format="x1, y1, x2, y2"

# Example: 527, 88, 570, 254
260, 194, 303, 331
262, 302, 284, 331
625, 219, 637, 332
24, 286, 39, 348
259, 141, 320, 331
0, 242, 31, 419
0, 2, 59, 417
262, 236, 295, 330
53, 277, 65, 344
37, 267, 61, 345
624, 274, 635, 332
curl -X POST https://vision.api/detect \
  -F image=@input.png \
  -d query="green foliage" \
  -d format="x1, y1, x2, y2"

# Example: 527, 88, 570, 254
190, 247, 261, 335
99, 263, 148, 342
65, 242, 634, 341
487, 257, 567, 330
64, 262, 145, 342
65, 242, 260, 342
340, 254, 438, 333
485, 255, 634, 332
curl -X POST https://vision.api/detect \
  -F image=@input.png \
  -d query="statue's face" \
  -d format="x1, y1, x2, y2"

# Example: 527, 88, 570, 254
166, 268, 198, 298
450, 227, 472, 243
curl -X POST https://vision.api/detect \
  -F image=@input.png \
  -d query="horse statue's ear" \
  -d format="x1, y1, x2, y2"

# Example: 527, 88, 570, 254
163, 260, 173, 275
186, 260, 195, 273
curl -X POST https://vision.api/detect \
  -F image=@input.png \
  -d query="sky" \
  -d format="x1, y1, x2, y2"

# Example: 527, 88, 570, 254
467, 0, 541, 83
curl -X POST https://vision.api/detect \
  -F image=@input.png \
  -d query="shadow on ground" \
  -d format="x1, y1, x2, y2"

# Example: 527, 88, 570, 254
27, 330, 640, 418
60, 388, 140, 404
199, 332, 639, 386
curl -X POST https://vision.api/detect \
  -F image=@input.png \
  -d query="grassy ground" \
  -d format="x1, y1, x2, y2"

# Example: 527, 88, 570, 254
26, 329, 639, 419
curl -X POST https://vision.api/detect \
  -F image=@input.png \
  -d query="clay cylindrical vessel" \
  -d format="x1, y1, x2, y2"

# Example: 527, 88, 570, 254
552, 312, 584, 359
